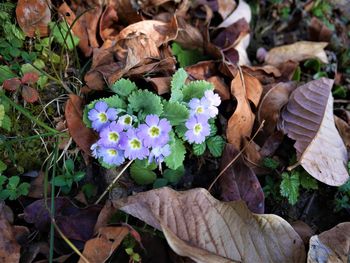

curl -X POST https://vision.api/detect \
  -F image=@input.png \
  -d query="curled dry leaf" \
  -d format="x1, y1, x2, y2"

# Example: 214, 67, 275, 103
258, 82, 297, 135
79, 226, 130, 263
334, 115, 350, 149
265, 41, 328, 67
3, 78, 21, 92
291, 220, 314, 246
279, 78, 349, 186
218, 0, 251, 27
65, 95, 98, 155
16, 0, 51, 37
308, 222, 350, 263
227, 70, 262, 149
114, 187, 305, 263
218, 144, 265, 213
0, 203, 20, 262
58, 3, 92, 57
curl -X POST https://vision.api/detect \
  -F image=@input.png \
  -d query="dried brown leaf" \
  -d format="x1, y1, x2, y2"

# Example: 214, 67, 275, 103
0, 203, 20, 262
265, 41, 328, 67
65, 95, 98, 155
308, 222, 350, 263
218, 0, 251, 27
279, 78, 349, 186
16, 0, 51, 37
334, 115, 350, 149
114, 187, 305, 263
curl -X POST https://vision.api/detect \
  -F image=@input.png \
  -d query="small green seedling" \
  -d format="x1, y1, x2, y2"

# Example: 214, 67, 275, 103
53, 159, 85, 194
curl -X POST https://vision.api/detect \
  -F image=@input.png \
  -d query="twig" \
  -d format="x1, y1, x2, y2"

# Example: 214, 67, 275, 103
208, 121, 265, 192
95, 160, 134, 205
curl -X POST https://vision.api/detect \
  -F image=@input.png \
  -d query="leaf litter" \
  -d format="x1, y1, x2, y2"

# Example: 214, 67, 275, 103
0, 0, 349, 262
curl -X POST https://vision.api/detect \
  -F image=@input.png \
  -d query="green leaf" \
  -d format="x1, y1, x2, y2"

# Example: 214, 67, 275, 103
17, 182, 30, 196
193, 142, 206, 156
0, 65, 16, 84
0, 161, 6, 173
82, 183, 97, 199
0, 189, 11, 200
182, 80, 213, 102
292, 66, 301, 82
128, 90, 163, 118
170, 68, 187, 102
163, 165, 185, 184
0, 175, 7, 187
1, 115, 12, 131
175, 124, 187, 139
161, 101, 189, 126
153, 178, 168, 189
206, 136, 225, 157
21, 63, 41, 75
111, 78, 137, 97
299, 172, 318, 190
280, 171, 300, 205
7, 176, 19, 189
9, 47, 20, 58
130, 161, 157, 185
165, 136, 186, 170
262, 157, 279, 170
73, 171, 85, 182
51, 22, 79, 51
209, 122, 217, 137
171, 43, 207, 67
53, 175, 68, 187
65, 159, 74, 173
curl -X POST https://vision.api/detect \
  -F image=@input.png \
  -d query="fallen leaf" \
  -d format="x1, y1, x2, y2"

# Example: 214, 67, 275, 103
16, 0, 51, 37
79, 226, 130, 263
227, 70, 262, 149
291, 220, 314, 246
21, 86, 39, 103
58, 3, 92, 57
217, 0, 236, 19
207, 76, 231, 100
114, 187, 305, 262
65, 95, 98, 155
308, 222, 350, 263
99, 4, 119, 41
265, 41, 328, 67
308, 17, 333, 42
279, 78, 349, 186
147, 76, 172, 95
258, 82, 297, 135
218, 0, 251, 27
219, 144, 265, 213
334, 115, 350, 149
175, 17, 204, 49
0, 202, 20, 262
3, 78, 21, 92
23, 197, 101, 242
28, 171, 50, 199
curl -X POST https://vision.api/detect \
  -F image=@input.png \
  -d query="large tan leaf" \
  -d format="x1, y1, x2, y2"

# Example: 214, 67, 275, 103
265, 41, 328, 67
114, 187, 305, 263
227, 70, 262, 148
219, 0, 251, 27
279, 78, 349, 186
307, 222, 350, 263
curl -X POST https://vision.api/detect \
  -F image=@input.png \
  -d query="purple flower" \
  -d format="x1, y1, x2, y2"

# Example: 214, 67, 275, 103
98, 122, 126, 148
88, 101, 118, 132
120, 128, 149, 160
99, 146, 125, 166
204, 90, 221, 118
91, 142, 100, 158
117, 114, 133, 130
137, 115, 171, 148
188, 97, 210, 120
185, 115, 210, 144
148, 144, 171, 164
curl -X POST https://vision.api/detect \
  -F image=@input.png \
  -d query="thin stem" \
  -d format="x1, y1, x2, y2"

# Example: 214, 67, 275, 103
95, 160, 134, 205
4, 131, 65, 144
208, 121, 265, 192
0, 93, 58, 134
49, 143, 58, 263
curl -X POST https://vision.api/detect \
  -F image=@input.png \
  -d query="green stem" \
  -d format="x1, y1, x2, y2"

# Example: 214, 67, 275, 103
0, 93, 58, 134
5, 131, 65, 144
49, 143, 58, 263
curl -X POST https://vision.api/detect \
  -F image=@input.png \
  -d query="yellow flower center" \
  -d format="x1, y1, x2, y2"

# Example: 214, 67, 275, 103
109, 132, 119, 142
130, 139, 141, 149
149, 126, 160, 137
196, 106, 203, 114
108, 149, 117, 156
124, 116, 132, 125
99, 113, 107, 122
194, 124, 202, 134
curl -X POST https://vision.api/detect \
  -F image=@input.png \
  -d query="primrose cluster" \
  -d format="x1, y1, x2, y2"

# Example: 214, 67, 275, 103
84, 69, 225, 173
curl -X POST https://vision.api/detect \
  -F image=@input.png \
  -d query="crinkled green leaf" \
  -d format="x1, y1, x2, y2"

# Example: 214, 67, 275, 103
163, 165, 185, 184
182, 80, 213, 102
262, 158, 279, 170
165, 136, 186, 170
206, 136, 225, 157
300, 172, 318, 190
175, 124, 187, 140
209, 122, 217, 137
153, 178, 168, 189
1, 115, 11, 132
0, 65, 16, 84
111, 78, 137, 97
171, 43, 207, 67
162, 101, 189, 126
128, 90, 163, 118
192, 142, 206, 156
170, 68, 187, 102
0, 161, 6, 173
280, 172, 300, 205
130, 161, 157, 185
